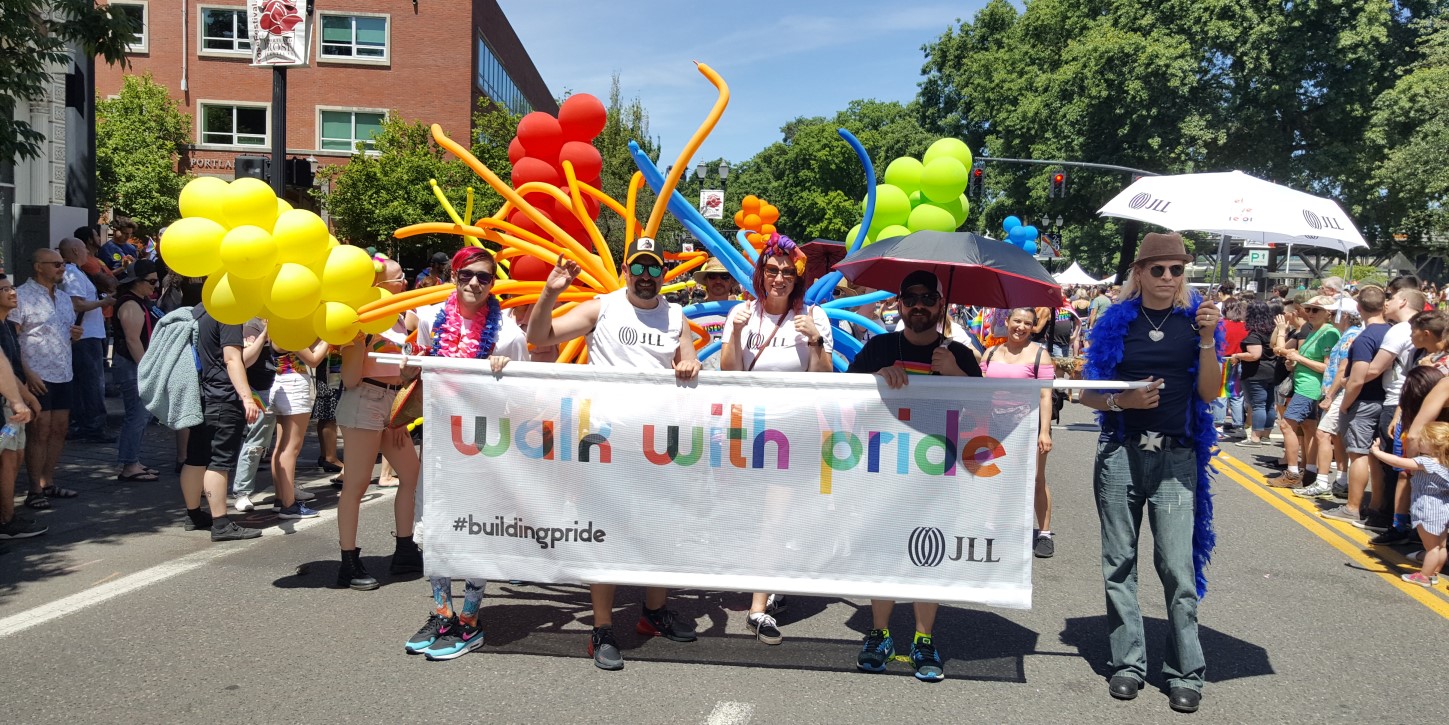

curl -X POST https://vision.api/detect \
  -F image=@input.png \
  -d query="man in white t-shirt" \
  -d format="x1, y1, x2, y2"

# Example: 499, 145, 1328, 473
692, 257, 733, 371
527, 237, 700, 672
59, 238, 115, 443
1355, 286, 1424, 531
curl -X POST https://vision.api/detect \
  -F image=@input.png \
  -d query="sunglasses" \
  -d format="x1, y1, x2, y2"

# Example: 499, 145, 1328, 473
1148, 264, 1185, 279
1303, 306, 1328, 314
629, 262, 663, 278
900, 292, 942, 308
832, 288, 846, 298
456, 269, 495, 286
704, 273, 731, 281
143, 277, 159, 284
763, 266, 797, 280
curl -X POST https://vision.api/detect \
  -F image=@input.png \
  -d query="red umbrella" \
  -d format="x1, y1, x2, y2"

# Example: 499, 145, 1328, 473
800, 238, 849, 289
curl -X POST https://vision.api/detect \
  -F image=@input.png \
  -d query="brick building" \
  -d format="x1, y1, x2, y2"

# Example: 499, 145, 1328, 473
94, 0, 554, 193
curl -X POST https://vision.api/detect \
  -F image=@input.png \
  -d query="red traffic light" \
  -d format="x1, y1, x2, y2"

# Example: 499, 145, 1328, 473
973, 168, 984, 178
1053, 173, 1064, 183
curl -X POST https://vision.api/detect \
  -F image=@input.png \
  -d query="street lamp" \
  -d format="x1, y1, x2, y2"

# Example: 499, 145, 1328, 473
1055, 215, 1063, 228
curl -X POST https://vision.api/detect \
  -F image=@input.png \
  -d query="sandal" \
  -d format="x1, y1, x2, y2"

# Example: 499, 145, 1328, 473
24, 492, 51, 510
118, 471, 160, 482
42, 485, 79, 499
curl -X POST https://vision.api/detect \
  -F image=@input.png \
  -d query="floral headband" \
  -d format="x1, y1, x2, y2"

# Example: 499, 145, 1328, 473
761, 234, 806, 275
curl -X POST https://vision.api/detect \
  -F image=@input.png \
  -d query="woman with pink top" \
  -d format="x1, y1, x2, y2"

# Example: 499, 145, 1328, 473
980, 307, 1057, 558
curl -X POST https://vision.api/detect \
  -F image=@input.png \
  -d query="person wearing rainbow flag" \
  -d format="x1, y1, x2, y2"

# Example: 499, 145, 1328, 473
845, 269, 982, 681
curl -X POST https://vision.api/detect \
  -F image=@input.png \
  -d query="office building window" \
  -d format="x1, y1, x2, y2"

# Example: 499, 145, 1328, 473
200, 7, 250, 54
111, 2, 148, 53
319, 14, 388, 61
319, 110, 385, 152
200, 103, 268, 146
475, 37, 531, 116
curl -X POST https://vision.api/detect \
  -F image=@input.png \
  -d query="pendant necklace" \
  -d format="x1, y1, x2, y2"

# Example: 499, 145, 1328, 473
1142, 308, 1171, 342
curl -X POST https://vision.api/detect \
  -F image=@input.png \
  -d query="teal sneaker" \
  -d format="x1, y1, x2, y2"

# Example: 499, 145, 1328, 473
856, 628, 894, 672
910, 635, 945, 681
422, 618, 484, 661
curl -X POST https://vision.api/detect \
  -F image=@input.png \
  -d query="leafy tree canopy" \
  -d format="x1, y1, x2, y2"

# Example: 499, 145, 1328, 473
96, 73, 190, 232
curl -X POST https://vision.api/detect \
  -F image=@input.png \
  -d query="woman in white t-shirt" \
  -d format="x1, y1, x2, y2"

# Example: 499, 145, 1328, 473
719, 235, 832, 647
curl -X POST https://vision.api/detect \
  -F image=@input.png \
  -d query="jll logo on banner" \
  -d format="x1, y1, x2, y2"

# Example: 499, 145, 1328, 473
1127, 193, 1172, 213
908, 527, 1001, 567
1302, 209, 1345, 231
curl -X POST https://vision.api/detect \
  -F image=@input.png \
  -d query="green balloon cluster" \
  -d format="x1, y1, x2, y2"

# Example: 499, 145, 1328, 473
853, 138, 972, 247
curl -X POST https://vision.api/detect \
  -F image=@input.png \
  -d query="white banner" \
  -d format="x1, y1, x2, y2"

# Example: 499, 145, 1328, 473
248, 0, 309, 67
418, 360, 1044, 608
699, 189, 724, 219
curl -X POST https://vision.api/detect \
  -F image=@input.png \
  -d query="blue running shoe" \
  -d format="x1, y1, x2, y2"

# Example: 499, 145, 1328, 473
276, 501, 319, 519
910, 635, 945, 681
423, 619, 484, 661
405, 614, 450, 655
856, 629, 893, 672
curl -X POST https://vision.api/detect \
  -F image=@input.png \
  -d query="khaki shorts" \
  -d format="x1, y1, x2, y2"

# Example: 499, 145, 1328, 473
335, 382, 395, 431
1318, 390, 1347, 436
1, 402, 26, 452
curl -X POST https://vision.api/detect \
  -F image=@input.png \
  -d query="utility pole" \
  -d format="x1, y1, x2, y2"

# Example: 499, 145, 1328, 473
271, 66, 286, 197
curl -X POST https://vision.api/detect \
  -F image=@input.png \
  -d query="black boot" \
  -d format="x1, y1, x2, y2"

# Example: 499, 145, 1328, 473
337, 548, 380, 590
390, 536, 423, 574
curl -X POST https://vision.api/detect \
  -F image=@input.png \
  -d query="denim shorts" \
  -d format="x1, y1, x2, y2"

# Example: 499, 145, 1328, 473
1284, 393, 1320, 422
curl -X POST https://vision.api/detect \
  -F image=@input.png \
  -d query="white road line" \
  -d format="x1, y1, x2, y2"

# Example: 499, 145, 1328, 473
0, 487, 390, 639
705, 701, 755, 725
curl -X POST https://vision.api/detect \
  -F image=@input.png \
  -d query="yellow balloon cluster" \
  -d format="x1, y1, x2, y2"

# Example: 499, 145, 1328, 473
162, 177, 378, 347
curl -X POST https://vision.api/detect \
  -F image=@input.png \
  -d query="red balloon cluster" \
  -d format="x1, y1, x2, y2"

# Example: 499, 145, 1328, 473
505, 93, 607, 256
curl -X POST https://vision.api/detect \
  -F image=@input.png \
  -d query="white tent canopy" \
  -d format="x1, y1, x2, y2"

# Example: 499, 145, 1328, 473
1053, 262, 1101, 286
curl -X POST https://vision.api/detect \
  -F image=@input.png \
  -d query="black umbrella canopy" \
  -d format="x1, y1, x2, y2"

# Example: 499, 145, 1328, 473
833, 231, 1063, 309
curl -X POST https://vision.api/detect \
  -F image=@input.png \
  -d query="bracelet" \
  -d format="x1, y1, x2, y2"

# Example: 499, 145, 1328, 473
1199, 341, 1216, 349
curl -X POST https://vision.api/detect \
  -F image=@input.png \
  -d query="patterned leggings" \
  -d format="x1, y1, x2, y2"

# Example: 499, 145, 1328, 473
431, 577, 486, 626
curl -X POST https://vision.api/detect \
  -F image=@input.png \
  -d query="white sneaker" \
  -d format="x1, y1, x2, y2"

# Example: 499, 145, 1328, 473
234, 495, 255, 513
292, 487, 316, 502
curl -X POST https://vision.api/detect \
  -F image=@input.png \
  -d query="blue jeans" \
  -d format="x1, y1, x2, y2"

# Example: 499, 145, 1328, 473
232, 388, 277, 497
1093, 439, 1206, 692
1243, 378, 1276, 433
112, 356, 148, 466
71, 338, 106, 436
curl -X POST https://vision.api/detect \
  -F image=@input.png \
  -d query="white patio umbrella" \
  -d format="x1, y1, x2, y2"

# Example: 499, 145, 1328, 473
1053, 262, 1101, 286
1097, 170, 1368, 254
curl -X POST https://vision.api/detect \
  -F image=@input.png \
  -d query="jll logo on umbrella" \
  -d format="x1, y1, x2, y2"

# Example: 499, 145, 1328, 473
1127, 193, 1172, 213
1303, 209, 1346, 231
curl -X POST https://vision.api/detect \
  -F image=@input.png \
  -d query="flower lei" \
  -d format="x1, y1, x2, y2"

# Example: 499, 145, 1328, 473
430, 293, 502, 359
1084, 291, 1223, 598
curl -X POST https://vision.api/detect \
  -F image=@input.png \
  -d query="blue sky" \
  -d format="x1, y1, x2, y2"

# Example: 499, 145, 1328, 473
498, 0, 988, 171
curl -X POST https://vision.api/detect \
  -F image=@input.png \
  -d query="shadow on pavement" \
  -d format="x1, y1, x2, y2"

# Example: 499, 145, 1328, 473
1059, 615, 1274, 688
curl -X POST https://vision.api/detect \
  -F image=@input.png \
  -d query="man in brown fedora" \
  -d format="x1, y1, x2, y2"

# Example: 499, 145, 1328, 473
1078, 232, 1222, 714
693, 257, 735, 371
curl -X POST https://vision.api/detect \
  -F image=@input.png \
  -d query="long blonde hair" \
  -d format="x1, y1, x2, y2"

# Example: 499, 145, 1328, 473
1118, 262, 1194, 310
1421, 422, 1449, 467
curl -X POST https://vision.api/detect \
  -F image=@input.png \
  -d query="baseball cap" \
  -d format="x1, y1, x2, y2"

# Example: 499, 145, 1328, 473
117, 259, 157, 286
625, 237, 665, 266
899, 269, 943, 297
429, 252, 450, 265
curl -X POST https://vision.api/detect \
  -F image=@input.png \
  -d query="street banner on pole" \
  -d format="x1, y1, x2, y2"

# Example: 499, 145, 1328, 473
248, 0, 309, 67
699, 189, 724, 219
415, 359, 1042, 608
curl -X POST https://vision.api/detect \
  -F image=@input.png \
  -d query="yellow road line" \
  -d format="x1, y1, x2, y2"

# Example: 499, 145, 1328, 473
1212, 451, 1449, 619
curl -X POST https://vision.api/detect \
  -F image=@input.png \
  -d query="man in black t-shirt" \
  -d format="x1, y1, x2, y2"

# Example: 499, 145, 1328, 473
845, 270, 980, 683
180, 305, 263, 542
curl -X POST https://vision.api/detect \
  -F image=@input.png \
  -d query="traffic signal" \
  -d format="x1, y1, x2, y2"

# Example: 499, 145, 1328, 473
1048, 168, 1067, 198
968, 160, 985, 197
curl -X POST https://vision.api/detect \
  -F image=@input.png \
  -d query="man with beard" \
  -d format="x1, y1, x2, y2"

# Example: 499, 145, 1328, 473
527, 237, 701, 671
846, 269, 982, 681
692, 257, 734, 371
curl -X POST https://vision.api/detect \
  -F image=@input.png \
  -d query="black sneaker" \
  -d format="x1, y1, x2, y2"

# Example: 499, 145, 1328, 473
1033, 535, 1055, 558
909, 635, 945, 681
637, 606, 697, 642
1370, 527, 1412, 546
589, 626, 624, 670
0, 517, 48, 539
856, 628, 894, 672
747, 612, 783, 645
764, 593, 788, 617
405, 614, 450, 655
422, 617, 484, 661
210, 521, 261, 542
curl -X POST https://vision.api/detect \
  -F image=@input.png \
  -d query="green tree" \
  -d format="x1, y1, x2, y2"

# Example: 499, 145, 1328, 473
96, 73, 190, 232
916, 0, 1438, 276
588, 74, 672, 257
728, 100, 934, 242
318, 103, 518, 256
1369, 16, 1449, 243
2, 1, 136, 162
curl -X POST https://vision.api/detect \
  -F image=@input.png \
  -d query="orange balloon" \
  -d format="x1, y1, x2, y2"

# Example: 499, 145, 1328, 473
733, 210, 745, 227
760, 204, 780, 224
747, 232, 762, 244
760, 223, 777, 236
743, 213, 762, 230
741, 195, 761, 214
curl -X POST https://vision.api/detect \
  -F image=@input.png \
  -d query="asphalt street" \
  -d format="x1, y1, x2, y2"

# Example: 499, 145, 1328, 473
1, 402, 1444, 724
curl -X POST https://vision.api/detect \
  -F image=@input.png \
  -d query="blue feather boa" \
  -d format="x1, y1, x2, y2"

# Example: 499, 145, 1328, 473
1084, 292, 1224, 598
